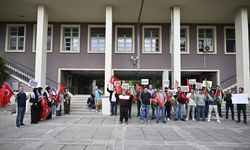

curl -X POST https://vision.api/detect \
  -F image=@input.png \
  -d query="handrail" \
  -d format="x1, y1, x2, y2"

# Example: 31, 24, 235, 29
220, 74, 236, 84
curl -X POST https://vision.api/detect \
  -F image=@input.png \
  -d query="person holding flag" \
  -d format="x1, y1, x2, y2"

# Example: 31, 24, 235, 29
196, 89, 206, 121
186, 89, 197, 121
215, 85, 224, 118
43, 87, 52, 119
207, 90, 221, 122
164, 87, 173, 121
147, 84, 156, 120
136, 84, 142, 117
174, 87, 187, 121
156, 87, 166, 123
140, 87, 151, 123
118, 90, 132, 124
16, 86, 29, 128
107, 84, 118, 116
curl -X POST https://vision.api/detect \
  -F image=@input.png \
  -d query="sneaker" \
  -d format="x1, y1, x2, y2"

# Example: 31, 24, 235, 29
207, 120, 210, 122
119, 121, 123, 124
141, 120, 144, 123
174, 118, 178, 121
217, 120, 221, 123
16, 125, 20, 129
20, 124, 26, 126
147, 120, 150, 123
125, 121, 128, 125
167, 118, 170, 121
192, 119, 195, 121
186, 118, 189, 121
181, 118, 186, 121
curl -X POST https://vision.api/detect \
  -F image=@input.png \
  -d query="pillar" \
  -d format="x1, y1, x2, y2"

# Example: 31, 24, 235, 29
170, 6, 181, 88
235, 8, 250, 95
35, 5, 48, 88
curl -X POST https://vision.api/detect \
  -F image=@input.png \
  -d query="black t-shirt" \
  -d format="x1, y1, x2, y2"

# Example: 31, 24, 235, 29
141, 92, 151, 105
17, 92, 27, 108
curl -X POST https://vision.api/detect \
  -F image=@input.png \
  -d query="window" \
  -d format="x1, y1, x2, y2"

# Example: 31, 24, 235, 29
180, 26, 189, 54
88, 25, 105, 53
115, 25, 134, 53
5, 24, 26, 52
197, 26, 217, 54
60, 25, 80, 53
33, 25, 53, 52
143, 26, 162, 53
224, 27, 236, 54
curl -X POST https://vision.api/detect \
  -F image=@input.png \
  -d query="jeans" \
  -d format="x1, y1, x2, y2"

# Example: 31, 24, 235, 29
52, 104, 56, 115
16, 107, 26, 126
137, 100, 141, 116
165, 103, 172, 119
197, 105, 205, 121
207, 105, 220, 121
175, 104, 184, 120
88, 103, 96, 110
111, 101, 117, 115
140, 105, 150, 121
217, 103, 222, 117
120, 106, 128, 122
157, 106, 166, 122
186, 105, 196, 120
205, 103, 209, 118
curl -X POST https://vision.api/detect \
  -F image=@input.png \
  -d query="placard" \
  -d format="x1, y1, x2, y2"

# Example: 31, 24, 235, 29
189, 79, 196, 85
29, 79, 38, 88
196, 82, 202, 89
202, 81, 212, 88
181, 86, 189, 92
168, 89, 176, 95
108, 83, 114, 91
163, 80, 170, 87
232, 93, 249, 104
122, 83, 130, 90
141, 79, 149, 85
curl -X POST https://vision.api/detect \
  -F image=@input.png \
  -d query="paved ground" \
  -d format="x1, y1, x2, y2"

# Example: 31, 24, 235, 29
0, 108, 249, 150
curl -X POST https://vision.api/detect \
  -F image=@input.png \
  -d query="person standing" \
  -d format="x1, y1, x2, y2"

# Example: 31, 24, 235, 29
118, 90, 131, 124
64, 89, 72, 115
224, 89, 234, 120
30, 88, 39, 124
196, 89, 206, 121
175, 87, 186, 121
94, 86, 103, 112
16, 86, 28, 128
165, 88, 173, 121
87, 94, 96, 110
37, 87, 43, 121
140, 88, 151, 123
43, 87, 52, 119
136, 86, 143, 117
156, 88, 166, 123
186, 89, 197, 121
215, 85, 224, 118
237, 87, 247, 124
107, 86, 118, 116
148, 84, 155, 120
207, 90, 221, 122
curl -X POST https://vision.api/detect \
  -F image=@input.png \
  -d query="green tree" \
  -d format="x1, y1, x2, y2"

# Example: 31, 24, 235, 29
0, 57, 7, 86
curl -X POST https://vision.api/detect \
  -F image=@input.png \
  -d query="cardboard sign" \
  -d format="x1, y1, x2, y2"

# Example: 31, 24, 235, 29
196, 82, 202, 89
189, 79, 196, 85
181, 86, 189, 92
108, 83, 114, 91
168, 89, 176, 95
29, 79, 38, 88
141, 79, 149, 85
232, 94, 249, 104
202, 81, 212, 88
163, 80, 170, 87
122, 83, 130, 90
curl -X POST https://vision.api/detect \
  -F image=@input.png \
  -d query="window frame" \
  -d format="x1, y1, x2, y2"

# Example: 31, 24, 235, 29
115, 25, 135, 54
196, 26, 217, 55
60, 24, 81, 53
5, 24, 26, 53
142, 25, 162, 54
224, 26, 236, 55
32, 24, 53, 53
87, 25, 105, 54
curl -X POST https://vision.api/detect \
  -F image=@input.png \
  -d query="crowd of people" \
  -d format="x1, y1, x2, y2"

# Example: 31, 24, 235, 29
105, 84, 248, 125
15, 85, 73, 128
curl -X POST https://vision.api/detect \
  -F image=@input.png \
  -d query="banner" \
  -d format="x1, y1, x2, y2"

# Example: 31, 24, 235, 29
196, 82, 202, 89
141, 79, 149, 85
189, 79, 196, 85
181, 86, 189, 92
163, 80, 170, 88
202, 80, 212, 88
122, 83, 130, 90
232, 94, 249, 104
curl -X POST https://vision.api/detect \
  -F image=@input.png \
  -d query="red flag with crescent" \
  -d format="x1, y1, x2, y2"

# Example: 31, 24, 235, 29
1, 82, 14, 108
109, 76, 119, 84
177, 92, 190, 102
156, 93, 165, 107
40, 96, 51, 120
135, 83, 141, 93
57, 83, 66, 103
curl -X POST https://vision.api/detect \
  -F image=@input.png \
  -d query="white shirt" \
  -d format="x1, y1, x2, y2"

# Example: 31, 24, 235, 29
111, 92, 116, 102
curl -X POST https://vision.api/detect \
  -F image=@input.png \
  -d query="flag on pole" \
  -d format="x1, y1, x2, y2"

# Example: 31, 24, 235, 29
155, 93, 165, 107
205, 79, 211, 91
57, 83, 66, 103
0, 82, 14, 108
187, 79, 192, 91
40, 96, 51, 120
174, 80, 179, 89
109, 76, 119, 84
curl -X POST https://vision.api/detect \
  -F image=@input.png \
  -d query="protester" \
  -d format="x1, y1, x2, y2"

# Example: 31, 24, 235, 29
196, 89, 206, 121
147, 84, 155, 120
43, 87, 52, 119
215, 85, 224, 118
30, 88, 39, 124
237, 87, 247, 124
164, 87, 172, 121
156, 88, 166, 123
63, 89, 72, 115
107, 85, 118, 116
118, 90, 132, 124
207, 90, 221, 122
224, 89, 234, 120
37, 87, 43, 120
140, 87, 151, 123
87, 94, 96, 110
186, 89, 197, 121
51, 88, 57, 117
175, 87, 186, 121
94, 86, 103, 112
136, 86, 143, 117
16, 86, 29, 128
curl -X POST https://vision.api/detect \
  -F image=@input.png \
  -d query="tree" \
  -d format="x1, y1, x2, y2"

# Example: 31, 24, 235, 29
0, 57, 7, 86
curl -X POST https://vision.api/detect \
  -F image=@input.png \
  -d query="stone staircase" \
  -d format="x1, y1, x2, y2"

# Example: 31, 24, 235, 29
70, 95, 102, 115
220, 101, 250, 119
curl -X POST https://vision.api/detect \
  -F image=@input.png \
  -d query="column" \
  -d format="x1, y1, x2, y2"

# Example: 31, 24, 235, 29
103, 6, 113, 115
35, 5, 48, 88
162, 70, 169, 90
235, 8, 250, 95
170, 6, 181, 88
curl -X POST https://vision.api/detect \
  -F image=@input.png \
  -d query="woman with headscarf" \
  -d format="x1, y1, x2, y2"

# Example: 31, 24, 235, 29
43, 87, 52, 120
30, 88, 39, 124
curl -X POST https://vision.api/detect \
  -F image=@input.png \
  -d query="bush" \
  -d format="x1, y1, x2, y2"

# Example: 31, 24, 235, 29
0, 57, 7, 86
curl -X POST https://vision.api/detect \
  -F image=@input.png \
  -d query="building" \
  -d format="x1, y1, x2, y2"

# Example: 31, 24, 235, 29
0, 0, 250, 110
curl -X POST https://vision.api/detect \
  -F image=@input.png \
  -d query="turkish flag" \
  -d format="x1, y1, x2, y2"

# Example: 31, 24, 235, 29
1, 82, 14, 108
156, 93, 165, 107
187, 79, 192, 91
135, 83, 141, 93
58, 83, 65, 95
40, 97, 51, 120
177, 92, 190, 102
109, 76, 119, 84
0, 88, 2, 105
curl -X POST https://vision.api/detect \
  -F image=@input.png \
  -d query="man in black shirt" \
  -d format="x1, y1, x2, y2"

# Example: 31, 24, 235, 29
140, 88, 151, 123
224, 89, 234, 120
237, 87, 247, 124
16, 86, 28, 128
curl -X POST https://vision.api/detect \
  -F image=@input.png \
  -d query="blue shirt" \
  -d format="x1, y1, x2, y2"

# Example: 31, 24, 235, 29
95, 89, 102, 101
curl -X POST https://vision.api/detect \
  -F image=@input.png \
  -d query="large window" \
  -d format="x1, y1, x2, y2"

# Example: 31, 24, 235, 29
60, 25, 80, 53
115, 25, 134, 53
180, 26, 189, 54
5, 24, 26, 52
143, 26, 162, 53
88, 25, 105, 53
33, 25, 53, 52
197, 26, 217, 54
224, 27, 236, 54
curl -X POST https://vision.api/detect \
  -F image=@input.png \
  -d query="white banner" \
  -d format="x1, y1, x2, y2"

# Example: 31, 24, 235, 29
189, 79, 196, 85
232, 94, 249, 104
181, 86, 189, 92
202, 81, 212, 88
122, 83, 130, 90
163, 80, 170, 87
141, 79, 149, 85
196, 82, 202, 89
